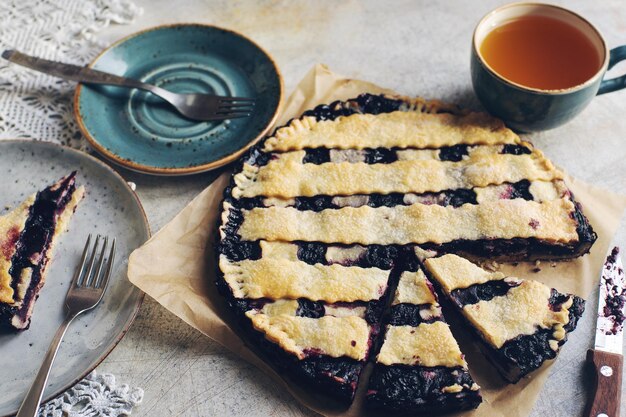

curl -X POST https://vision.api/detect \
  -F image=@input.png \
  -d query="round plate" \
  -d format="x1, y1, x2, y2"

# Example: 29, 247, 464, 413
0, 140, 148, 416
74, 24, 282, 175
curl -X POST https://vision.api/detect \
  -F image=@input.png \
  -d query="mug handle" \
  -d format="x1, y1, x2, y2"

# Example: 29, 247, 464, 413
597, 45, 626, 95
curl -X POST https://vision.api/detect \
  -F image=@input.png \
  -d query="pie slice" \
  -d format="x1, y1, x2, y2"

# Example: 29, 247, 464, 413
366, 268, 482, 413
216, 240, 393, 403
423, 254, 585, 383
0, 173, 84, 331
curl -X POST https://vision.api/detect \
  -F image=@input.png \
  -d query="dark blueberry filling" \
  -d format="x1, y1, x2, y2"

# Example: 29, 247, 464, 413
510, 179, 533, 200
295, 242, 398, 270
366, 365, 481, 412
302, 147, 398, 164
395, 245, 422, 272
294, 357, 363, 402
419, 231, 595, 261
446, 189, 478, 207
294, 195, 335, 212
235, 196, 264, 211
300, 94, 407, 122
364, 245, 398, 270
0, 303, 17, 329
502, 144, 532, 155
233, 181, 539, 214
450, 279, 520, 308
1, 173, 77, 330
293, 143, 533, 167
221, 232, 595, 265
439, 144, 469, 161
365, 300, 387, 325
548, 288, 572, 312
497, 328, 558, 378
218, 202, 262, 262
365, 148, 397, 164
572, 199, 598, 247
367, 193, 405, 208
302, 148, 330, 164
296, 242, 327, 265
243, 147, 271, 167
297, 299, 325, 318
388, 303, 442, 327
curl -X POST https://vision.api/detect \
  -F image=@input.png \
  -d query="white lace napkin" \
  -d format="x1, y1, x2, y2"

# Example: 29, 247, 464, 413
0, 0, 144, 414
0, 0, 142, 149
39, 372, 144, 417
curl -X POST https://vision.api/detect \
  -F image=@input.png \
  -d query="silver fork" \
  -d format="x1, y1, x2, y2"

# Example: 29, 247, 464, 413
16, 235, 116, 417
2, 50, 255, 121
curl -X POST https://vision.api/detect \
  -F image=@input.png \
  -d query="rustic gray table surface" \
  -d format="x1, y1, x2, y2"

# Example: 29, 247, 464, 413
92, 1, 626, 416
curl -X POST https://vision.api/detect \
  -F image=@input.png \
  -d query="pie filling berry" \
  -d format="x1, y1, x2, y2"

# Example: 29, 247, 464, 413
217, 93, 595, 410
387, 303, 443, 327
366, 365, 482, 413
0, 172, 84, 331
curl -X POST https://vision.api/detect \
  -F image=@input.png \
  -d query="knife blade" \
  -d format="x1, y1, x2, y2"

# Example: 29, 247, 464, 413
585, 246, 625, 417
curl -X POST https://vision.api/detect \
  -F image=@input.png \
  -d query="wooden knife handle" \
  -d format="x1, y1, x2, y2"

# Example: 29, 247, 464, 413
585, 349, 623, 417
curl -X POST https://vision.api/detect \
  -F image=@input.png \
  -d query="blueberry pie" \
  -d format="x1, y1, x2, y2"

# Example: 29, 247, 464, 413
0, 173, 84, 331
366, 267, 481, 412
216, 94, 595, 409
423, 254, 585, 383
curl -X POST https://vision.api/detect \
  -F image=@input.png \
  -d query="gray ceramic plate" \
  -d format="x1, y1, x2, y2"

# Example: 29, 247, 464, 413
0, 140, 148, 416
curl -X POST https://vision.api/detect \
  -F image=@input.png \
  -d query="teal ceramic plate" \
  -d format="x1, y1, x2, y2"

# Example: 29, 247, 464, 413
75, 24, 282, 175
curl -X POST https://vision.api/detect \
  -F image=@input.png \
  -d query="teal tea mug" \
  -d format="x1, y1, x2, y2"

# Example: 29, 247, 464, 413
471, 2, 626, 132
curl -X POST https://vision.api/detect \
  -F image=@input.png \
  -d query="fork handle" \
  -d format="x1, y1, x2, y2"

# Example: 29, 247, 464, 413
2, 49, 148, 90
16, 314, 76, 417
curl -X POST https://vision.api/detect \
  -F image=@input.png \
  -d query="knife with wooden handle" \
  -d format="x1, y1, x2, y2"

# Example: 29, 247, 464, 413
585, 247, 625, 417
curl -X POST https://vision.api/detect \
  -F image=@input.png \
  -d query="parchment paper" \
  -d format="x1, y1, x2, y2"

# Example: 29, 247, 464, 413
128, 64, 626, 417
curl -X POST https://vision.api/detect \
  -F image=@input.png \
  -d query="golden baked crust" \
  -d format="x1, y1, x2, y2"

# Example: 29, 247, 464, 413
263, 111, 520, 152
424, 254, 574, 349
424, 254, 506, 292
259, 300, 300, 317
0, 195, 33, 304
233, 151, 561, 199
259, 241, 299, 261
237, 198, 579, 245
393, 270, 437, 305
246, 311, 371, 360
220, 256, 389, 303
462, 281, 571, 348
376, 322, 467, 367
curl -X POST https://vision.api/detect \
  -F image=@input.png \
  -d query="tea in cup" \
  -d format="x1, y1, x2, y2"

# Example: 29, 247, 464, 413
471, 3, 626, 132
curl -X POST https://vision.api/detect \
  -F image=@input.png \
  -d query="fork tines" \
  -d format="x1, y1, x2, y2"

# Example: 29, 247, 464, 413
73, 234, 116, 289
217, 97, 256, 118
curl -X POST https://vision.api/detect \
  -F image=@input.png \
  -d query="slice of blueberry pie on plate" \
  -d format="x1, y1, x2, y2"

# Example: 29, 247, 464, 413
216, 93, 595, 412
0, 172, 84, 331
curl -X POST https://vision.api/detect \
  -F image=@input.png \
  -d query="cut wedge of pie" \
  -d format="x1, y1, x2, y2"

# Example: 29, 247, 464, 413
366, 268, 481, 413
0, 172, 84, 331
423, 254, 585, 383
216, 94, 595, 410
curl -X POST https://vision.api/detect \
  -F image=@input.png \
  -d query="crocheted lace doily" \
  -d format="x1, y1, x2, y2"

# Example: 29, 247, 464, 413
39, 372, 144, 417
0, 0, 142, 150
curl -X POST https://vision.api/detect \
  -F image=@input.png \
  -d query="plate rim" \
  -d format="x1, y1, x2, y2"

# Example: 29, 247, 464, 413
0, 139, 149, 416
73, 22, 284, 176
